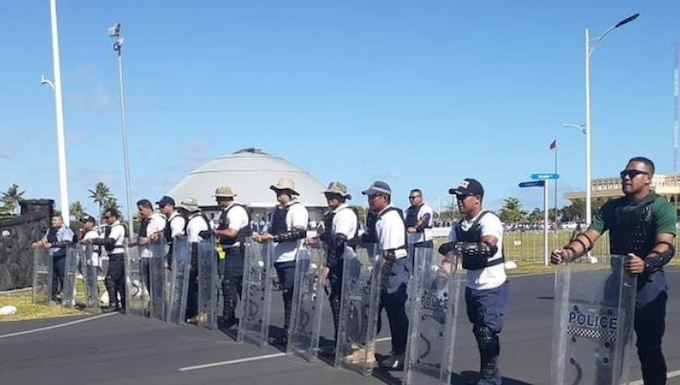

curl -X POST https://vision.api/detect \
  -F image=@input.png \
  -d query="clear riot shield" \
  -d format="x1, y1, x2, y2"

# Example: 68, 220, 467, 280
32, 248, 53, 305
237, 240, 274, 347
403, 248, 462, 385
61, 245, 79, 308
287, 245, 325, 362
125, 246, 147, 315
197, 237, 218, 329
81, 244, 100, 311
334, 243, 382, 376
148, 237, 167, 321
551, 255, 637, 385
167, 237, 191, 324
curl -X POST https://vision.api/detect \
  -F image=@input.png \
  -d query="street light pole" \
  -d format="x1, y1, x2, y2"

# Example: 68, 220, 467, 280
584, 13, 639, 226
109, 23, 135, 239
48, 0, 70, 225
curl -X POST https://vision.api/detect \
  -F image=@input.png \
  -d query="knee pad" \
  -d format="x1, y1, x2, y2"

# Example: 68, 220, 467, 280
474, 325, 496, 348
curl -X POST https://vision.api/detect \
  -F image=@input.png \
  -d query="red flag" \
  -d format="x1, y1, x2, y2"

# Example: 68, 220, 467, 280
549, 140, 557, 150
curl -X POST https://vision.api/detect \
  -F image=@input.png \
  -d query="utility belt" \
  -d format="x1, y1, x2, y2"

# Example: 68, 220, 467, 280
216, 243, 244, 260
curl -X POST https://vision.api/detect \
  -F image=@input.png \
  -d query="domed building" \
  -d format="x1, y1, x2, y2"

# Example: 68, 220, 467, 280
166, 148, 328, 224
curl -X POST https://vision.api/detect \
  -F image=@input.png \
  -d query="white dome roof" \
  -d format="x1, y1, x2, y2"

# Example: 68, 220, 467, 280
167, 148, 328, 209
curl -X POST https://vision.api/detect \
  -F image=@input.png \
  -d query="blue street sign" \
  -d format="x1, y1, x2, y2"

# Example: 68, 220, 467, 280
531, 173, 560, 180
519, 180, 545, 188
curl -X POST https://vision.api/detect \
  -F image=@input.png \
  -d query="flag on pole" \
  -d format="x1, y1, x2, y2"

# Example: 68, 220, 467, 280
549, 139, 557, 150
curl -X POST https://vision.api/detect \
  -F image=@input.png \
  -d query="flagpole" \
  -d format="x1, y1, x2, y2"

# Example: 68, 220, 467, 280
554, 138, 558, 234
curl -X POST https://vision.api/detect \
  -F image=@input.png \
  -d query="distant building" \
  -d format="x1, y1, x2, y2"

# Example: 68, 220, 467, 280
166, 148, 328, 224
565, 174, 680, 213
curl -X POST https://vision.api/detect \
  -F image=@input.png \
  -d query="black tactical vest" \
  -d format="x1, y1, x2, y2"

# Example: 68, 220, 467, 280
270, 202, 299, 236
46, 227, 59, 243
609, 194, 658, 258
322, 206, 360, 246
164, 213, 183, 244
138, 217, 149, 238
404, 205, 420, 228
218, 203, 251, 246
455, 211, 489, 243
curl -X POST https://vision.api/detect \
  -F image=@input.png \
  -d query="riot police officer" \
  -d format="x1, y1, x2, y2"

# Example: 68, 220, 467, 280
440, 178, 508, 385
315, 182, 358, 342
552, 157, 676, 385
90, 208, 126, 311
254, 178, 309, 346
213, 186, 250, 329
361, 181, 409, 369
405, 188, 434, 249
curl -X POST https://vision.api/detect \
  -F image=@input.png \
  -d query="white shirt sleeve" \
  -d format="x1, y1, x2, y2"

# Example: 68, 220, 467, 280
378, 211, 407, 258
287, 203, 309, 230
333, 208, 357, 239
448, 225, 458, 242
419, 205, 434, 227
148, 214, 166, 236
479, 214, 503, 240
171, 215, 186, 237
227, 206, 249, 231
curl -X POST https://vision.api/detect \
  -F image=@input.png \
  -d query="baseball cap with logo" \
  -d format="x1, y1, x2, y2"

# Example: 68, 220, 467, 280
449, 178, 484, 198
361, 181, 392, 196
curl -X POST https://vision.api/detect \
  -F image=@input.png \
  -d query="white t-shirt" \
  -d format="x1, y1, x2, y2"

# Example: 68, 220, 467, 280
223, 202, 249, 247
141, 213, 166, 258
375, 206, 407, 259
272, 201, 309, 263
448, 211, 506, 290
83, 229, 101, 267
167, 211, 186, 238
406, 204, 434, 245
104, 222, 126, 256
332, 204, 358, 239
186, 213, 209, 243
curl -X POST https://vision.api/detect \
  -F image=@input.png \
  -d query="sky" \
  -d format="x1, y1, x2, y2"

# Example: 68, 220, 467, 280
1, 0, 679, 217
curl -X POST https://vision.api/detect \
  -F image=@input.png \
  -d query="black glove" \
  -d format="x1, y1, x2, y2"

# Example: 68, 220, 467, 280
438, 241, 457, 256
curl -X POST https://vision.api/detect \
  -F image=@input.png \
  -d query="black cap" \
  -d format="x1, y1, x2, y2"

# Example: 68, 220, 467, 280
79, 213, 96, 224
156, 195, 175, 207
449, 178, 484, 198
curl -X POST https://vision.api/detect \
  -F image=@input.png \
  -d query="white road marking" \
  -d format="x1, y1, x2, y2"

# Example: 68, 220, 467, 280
629, 369, 680, 385
0, 313, 116, 340
179, 337, 393, 372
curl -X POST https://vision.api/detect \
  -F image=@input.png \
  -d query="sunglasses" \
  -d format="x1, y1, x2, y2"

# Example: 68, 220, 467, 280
368, 194, 384, 200
619, 170, 649, 179
408, 195, 421, 200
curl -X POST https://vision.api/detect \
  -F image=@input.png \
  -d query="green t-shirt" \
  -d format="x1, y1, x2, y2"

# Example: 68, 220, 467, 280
589, 193, 677, 237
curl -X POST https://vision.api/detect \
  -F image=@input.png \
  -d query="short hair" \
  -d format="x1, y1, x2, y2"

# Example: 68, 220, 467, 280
137, 199, 153, 209
628, 156, 655, 175
104, 208, 120, 219
410, 189, 422, 196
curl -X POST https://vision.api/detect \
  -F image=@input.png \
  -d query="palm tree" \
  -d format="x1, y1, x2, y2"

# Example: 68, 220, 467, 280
2, 184, 25, 214
103, 197, 121, 213
499, 197, 526, 225
69, 201, 85, 221
88, 182, 112, 215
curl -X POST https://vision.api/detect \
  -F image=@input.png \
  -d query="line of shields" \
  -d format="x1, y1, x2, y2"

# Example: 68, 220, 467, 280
31, 236, 639, 383
124, 235, 218, 327
234, 243, 639, 384
32, 243, 101, 312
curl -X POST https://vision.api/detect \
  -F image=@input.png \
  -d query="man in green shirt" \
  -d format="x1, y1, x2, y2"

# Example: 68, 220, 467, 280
552, 156, 676, 385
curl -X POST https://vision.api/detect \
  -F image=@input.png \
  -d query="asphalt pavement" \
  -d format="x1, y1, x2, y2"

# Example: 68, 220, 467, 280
1, 269, 679, 385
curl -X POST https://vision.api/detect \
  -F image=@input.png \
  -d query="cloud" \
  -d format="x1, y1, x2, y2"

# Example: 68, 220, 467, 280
175, 139, 217, 172
67, 86, 114, 111
63, 66, 97, 83
0, 145, 15, 159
